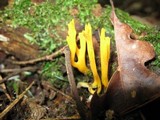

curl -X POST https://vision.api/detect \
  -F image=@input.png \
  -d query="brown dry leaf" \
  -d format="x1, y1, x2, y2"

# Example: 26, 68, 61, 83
91, 1, 160, 118
28, 101, 47, 120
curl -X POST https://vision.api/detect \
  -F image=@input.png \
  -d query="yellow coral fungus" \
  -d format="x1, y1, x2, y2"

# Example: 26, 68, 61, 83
84, 24, 102, 94
100, 28, 110, 88
66, 19, 110, 94
66, 19, 89, 74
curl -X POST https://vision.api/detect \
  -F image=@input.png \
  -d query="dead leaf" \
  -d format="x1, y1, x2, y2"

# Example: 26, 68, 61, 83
91, 1, 160, 118
28, 101, 47, 120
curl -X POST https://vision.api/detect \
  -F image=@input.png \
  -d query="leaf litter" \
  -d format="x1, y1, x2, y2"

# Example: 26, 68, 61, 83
0, 0, 160, 120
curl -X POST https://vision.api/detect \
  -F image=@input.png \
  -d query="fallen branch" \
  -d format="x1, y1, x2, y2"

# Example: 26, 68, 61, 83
0, 66, 38, 73
12, 46, 66, 65
0, 66, 38, 84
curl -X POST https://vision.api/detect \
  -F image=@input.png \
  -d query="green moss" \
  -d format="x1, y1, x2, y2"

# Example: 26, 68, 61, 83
143, 29, 160, 68
41, 57, 68, 88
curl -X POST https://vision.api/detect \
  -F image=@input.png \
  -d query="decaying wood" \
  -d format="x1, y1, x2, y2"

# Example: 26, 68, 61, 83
0, 27, 39, 60
12, 46, 66, 65
0, 0, 8, 9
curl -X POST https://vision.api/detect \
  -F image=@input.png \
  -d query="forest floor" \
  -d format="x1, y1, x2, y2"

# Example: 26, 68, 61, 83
0, 0, 160, 120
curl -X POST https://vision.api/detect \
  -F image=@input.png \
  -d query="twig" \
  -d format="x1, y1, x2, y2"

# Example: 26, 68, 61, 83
139, 111, 146, 120
12, 46, 66, 65
0, 71, 20, 84
41, 81, 73, 101
0, 66, 38, 84
52, 115, 80, 120
64, 47, 88, 120
0, 81, 34, 119
0, 66, 38, 73
0, 75, 12, 101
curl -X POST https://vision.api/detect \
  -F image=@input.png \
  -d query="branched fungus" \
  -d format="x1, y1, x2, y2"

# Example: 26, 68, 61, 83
66, 19, 110, 94
66, 19, 89, 74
